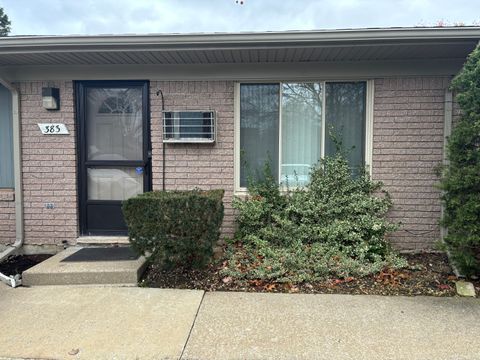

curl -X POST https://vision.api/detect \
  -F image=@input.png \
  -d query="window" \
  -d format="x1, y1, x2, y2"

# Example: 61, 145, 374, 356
237, 81, 369, 189
87, 88, 143, 161
325, 82, 366, 173
240, 84, 279, 186
98, 95, 134, 114
0, 84, 13, 188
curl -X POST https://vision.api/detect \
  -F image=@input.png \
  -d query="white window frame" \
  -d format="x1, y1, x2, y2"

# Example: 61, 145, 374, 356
234, 79, 374, 194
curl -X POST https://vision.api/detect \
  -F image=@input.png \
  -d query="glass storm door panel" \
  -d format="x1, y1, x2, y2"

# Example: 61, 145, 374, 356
77, 81, 151, 235
86, 87, 143, 161
87, 167, 143, 201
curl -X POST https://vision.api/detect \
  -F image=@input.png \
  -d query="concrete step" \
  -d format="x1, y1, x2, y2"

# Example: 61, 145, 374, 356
76, 236, 130, 246
22, 247, 147, 286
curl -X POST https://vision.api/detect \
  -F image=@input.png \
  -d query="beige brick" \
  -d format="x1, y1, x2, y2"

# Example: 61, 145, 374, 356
0, 77, 453, 250
373, 76, 452, 250
17, 80, 79, 245
150, 81, 235, 239
0, 189, 15, 244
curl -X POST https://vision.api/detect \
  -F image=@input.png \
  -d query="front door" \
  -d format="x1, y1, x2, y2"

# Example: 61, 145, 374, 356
76, 80, 151, 235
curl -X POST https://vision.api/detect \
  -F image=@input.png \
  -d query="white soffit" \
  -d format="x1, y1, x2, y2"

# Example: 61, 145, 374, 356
0, 27, 479, 66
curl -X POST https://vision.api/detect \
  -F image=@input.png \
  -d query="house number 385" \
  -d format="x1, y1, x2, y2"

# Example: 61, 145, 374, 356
37, 123, 69, 135
44, 125, 61, 133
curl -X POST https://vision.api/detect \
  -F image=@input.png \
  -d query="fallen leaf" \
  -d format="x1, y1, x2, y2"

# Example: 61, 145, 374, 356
68, 349, 79, 356
249, 279, 264, 287
222, 276, 232, 284
437, 284, 451, 290
264, 283, 276, 291
289, 285, 299, 293
397, 272, 410, 279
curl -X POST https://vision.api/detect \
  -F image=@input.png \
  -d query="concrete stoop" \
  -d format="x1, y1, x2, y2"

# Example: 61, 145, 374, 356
22, 247, 147, 286
76, 236, 130, 246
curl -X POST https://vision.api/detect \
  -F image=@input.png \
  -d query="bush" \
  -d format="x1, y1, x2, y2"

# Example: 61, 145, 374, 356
440, 45, 480, 277
223, 155, 405, 283
122, 189, 224, 269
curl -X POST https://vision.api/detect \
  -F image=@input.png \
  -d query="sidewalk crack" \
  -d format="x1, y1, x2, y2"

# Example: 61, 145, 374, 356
179, 290, 206, 360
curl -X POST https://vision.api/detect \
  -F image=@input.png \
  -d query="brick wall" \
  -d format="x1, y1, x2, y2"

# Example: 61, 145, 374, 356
0, 190, 15, 244
150, 81, 235, 238
19, 81, 78, 245
2, 80, 235, 246
372, 76, 451, 250
0, 77, 453, 251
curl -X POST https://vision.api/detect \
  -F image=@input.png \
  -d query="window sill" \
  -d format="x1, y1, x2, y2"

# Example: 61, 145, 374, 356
234, 186, 302, 197
234, 189, 248, 197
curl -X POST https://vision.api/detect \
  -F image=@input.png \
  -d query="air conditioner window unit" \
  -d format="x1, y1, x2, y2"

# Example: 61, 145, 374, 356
163, 110, 215, 143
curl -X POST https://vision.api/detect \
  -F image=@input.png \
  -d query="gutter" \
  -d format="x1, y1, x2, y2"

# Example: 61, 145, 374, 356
0, 78, 23, 288
0, 27, 479, 53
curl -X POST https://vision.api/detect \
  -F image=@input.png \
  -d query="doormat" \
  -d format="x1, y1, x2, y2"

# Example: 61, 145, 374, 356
61, 247, 140, 262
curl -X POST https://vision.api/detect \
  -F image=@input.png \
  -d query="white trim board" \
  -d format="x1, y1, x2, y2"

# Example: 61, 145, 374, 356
0, 59, 465, 82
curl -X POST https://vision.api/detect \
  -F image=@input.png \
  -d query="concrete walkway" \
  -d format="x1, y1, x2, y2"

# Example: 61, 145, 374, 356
0, 284, 479, 360
0, 284, 204, 360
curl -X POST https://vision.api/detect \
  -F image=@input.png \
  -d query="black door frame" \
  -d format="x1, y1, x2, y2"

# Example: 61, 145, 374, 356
75, 80, 152, 236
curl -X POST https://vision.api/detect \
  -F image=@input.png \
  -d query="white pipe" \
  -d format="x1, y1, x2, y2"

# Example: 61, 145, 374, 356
0, 271, 22, 288
441, 88, 463, 278
0, 77, 24, 287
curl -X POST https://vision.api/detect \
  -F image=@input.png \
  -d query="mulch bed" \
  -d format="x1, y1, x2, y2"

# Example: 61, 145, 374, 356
141, 252, 480, 297
0, 254, 52, 276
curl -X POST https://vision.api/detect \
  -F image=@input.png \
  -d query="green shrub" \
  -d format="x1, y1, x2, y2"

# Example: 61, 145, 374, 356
440, 45, 480, 277
122, 189, 224, 269
224, 154, 405, 283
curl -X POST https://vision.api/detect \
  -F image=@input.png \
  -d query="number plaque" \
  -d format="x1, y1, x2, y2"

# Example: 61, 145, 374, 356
38, 123, 69, 135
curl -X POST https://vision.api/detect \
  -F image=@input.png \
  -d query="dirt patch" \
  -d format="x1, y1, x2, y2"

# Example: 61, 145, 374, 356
141, 252, 479, 297
0, 254, 52, 276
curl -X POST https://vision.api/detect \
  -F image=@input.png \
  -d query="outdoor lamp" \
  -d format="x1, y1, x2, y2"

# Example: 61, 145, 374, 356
42, 87, 60, 110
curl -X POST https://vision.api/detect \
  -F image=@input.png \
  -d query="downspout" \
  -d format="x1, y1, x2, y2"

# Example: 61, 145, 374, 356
156, 89, 166, 191
0, 77, 23, 287
441, 87, 462, 277
440, 89, 452, 241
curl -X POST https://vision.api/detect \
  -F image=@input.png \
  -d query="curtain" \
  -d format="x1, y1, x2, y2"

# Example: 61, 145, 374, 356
281, 83, 322, 186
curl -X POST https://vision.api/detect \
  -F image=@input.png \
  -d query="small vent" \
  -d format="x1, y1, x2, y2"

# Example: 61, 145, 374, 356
163, 111, 215, 143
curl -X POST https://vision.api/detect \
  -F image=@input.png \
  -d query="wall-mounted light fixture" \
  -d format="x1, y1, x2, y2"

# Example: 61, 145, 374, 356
42, 87, 60, 110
